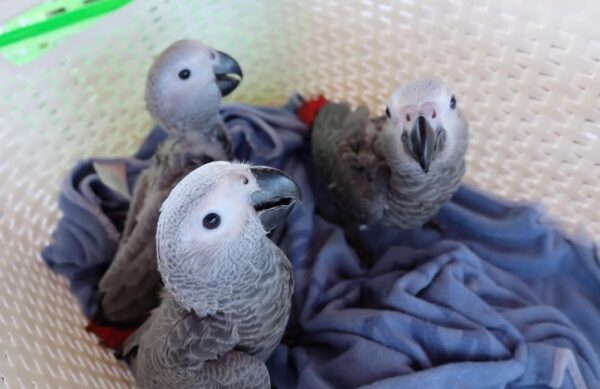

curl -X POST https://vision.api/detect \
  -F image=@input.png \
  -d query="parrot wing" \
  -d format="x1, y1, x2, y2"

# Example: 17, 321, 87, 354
126, 301, 269, 388
94, 138, 227, 328
164, 312, 270, 388
95, 144, 176, 327
311, 102, 390, 224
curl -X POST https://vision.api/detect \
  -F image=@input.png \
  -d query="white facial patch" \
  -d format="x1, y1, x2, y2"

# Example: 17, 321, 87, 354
180, 173, 257, 246
388, 79, 460, 135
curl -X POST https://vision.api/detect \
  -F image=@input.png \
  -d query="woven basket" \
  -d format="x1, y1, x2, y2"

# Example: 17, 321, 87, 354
1, 0, 599, 387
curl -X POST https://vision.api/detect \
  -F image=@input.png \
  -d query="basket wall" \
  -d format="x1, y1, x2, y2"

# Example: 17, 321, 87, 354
1, 0, 599, 387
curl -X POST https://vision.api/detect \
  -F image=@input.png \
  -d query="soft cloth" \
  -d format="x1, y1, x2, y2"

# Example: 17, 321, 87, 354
41, 100, 305, 317
42, 98, 600, 388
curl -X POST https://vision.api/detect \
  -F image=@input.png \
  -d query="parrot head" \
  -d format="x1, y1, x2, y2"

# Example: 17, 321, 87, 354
145, 39, 243, 135
156, 161, 300, 315
380, 79, 468, 174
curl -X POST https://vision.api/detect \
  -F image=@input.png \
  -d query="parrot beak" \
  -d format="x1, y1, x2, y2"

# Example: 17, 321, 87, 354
212, 50, 243, 97
410, 116, 437, 173
250, 166, 301, 233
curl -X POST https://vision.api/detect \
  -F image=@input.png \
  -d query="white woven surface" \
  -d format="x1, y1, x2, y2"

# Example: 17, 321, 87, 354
0, 0, 599, 387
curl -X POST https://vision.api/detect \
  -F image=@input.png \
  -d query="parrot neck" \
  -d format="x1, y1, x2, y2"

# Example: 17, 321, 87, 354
169, 113, 220, 138
383, 157, 466, 228
169, 117, 232, 162
164, 233, 285, 317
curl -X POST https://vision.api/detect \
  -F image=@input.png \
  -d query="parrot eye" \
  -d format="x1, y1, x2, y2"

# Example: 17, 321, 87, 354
450, 95, 457, 110
385, 107, 391, 118
178, 69, 191, 80
202, 212, 221, 229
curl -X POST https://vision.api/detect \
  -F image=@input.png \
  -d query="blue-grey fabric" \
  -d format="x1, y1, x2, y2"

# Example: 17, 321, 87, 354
42, 98, 600, 388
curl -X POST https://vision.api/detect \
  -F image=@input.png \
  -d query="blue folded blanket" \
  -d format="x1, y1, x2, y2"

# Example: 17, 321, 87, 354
42, 98, 600, 388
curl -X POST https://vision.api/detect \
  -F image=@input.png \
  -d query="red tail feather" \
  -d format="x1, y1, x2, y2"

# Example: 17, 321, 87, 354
298, 95, 329, 127
86, 320, 137, 350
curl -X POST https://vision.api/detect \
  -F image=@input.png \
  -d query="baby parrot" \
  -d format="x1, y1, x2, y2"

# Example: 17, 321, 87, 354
93, 40, 243, 331
123, 161, 300, 389
311, 79, 468, 229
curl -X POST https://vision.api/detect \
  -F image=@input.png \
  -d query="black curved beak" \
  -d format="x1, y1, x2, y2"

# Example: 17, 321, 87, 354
250, 166, 301, 233
212, 50, 243, 97
410, 116, 437, 173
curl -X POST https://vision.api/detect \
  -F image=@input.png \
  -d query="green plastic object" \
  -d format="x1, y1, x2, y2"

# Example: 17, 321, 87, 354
0, 0, 132, 65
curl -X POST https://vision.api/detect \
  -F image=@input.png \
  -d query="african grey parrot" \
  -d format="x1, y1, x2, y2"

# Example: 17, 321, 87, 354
93, 40, 243, 329
312, 79, 469, 229
122, 161, 300, 389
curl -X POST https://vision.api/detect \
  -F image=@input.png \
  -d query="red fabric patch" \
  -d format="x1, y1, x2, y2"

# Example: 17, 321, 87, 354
86, 320, 137, 350
298, 95, 329, 127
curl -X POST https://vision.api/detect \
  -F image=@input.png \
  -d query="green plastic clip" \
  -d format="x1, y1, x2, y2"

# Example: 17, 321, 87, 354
0, 0, 132, 65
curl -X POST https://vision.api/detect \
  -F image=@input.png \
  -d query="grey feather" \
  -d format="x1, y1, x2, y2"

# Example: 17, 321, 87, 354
126, 161, 296, 388
381, 150, 466, 228
312, 79, 469, 230
126, 293, 269, 388
312, 102, 390, 224
96, 40, 241, 326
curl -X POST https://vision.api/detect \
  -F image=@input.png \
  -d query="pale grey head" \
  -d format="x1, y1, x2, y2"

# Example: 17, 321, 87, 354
156, 161, 300, 316
379, 79, 468, 174
145, 40, 243, 135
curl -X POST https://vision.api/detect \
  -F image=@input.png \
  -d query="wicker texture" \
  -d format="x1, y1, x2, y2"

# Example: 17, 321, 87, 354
0, 0, 599, 387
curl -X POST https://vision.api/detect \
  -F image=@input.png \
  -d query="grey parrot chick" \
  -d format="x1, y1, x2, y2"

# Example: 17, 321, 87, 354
312, 79, 468, 229
94, 40, 243, 330
145, 39, 243, 160
124, 161, 300, 389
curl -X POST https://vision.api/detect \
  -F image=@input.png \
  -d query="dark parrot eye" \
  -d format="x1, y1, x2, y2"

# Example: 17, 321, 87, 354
178, 69, 191, 80
385, 107, 391, 118
203, 213, 221, 229
450, 95, 457, 110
